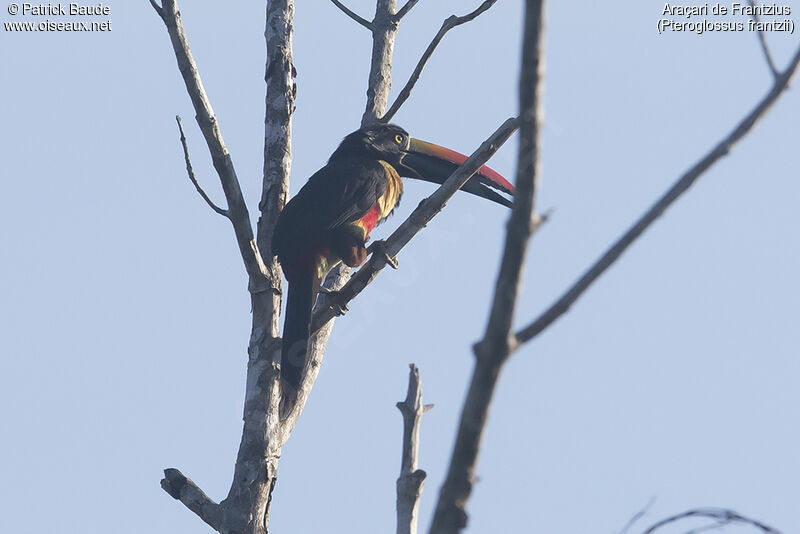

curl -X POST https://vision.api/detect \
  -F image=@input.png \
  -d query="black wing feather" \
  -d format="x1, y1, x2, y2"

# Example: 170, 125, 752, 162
273, 159, 387, 257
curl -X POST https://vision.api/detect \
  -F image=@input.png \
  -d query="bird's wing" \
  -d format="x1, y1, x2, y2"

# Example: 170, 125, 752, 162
274, 160, 387, 252
301, 160, 387, 230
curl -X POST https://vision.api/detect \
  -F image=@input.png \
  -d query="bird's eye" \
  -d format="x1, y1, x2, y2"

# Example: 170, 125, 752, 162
394, 134, 404, 144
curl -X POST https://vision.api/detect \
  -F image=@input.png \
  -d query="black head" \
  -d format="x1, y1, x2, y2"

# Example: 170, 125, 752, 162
331, 123, 411, 167
329, 123, 515, 207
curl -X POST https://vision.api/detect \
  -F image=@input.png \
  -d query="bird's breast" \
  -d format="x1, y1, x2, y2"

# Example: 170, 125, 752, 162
375, 160, 403, 221
354, 160, 403, 237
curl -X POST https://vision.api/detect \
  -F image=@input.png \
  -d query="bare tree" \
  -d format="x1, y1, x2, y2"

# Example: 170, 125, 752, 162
151, 0, 507, 532
150, 0, 800, 533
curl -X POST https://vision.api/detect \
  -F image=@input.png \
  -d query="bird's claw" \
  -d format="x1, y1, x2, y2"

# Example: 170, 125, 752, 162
367, 240, 398, 269
329, 302, 349, 316
318, 287, 349, 316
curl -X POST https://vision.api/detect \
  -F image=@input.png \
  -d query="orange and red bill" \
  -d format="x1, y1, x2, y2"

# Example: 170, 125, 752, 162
398, 138, 514, 207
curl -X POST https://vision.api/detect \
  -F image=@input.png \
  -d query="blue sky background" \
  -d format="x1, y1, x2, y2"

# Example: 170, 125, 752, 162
1, 1, 798, 533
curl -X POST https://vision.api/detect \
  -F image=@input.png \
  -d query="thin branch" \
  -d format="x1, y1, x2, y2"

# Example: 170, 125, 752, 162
331, 0, 373, 30
382, 0, 499, 123
309, 117, 520, 335
641, 508, 782, 534
514, 44, 800, 348
619, 498, 657, 534
175, 115, 229, 217
149, 0, 164, 20
396, 364, 433, 534
747, 0, 780, 78
155, 0, 269, 291
394, 0, 421, 21
428, 2, 545, 532
160, 468, 222, 531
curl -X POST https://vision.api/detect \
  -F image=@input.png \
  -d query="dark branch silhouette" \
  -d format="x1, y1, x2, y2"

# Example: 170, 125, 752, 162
382, 0, 500, 123
175, 115, 228, 217
331, 0, 373, 30
514, 44, 800, 348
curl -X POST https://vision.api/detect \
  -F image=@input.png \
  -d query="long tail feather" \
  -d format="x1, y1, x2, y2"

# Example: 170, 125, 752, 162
281, 274, 315, 408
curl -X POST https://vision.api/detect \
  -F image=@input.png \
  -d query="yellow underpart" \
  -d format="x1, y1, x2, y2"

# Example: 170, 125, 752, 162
315, 161, 403, 283
375, 160, 403, 222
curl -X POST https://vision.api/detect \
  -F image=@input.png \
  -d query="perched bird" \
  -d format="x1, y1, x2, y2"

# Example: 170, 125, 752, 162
272, 123, 513, 407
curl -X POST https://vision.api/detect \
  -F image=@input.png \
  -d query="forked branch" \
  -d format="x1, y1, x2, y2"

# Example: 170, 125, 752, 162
396, 364, 433, 534
428, 1, 545, 532
514, 44, 800, 349
382, 0, 500, 123
149, 0, 164, 19
747, 0, 780, 78
152, 0, 268, 289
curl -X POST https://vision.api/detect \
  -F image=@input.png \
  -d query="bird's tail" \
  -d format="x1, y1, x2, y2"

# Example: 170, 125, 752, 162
281, 274, 315, 411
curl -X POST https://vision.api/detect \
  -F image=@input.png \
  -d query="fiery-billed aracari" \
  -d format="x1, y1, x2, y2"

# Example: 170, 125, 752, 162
272, 123, 513, 402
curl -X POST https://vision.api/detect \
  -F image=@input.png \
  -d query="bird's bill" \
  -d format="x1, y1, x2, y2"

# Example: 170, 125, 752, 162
397, 138, 514, 207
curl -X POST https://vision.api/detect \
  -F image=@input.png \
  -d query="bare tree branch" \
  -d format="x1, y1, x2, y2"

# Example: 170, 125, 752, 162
155, 0, 269, 290
155, 1, 290, 532
618, 498, 657, 534
149, 0, 164, 19
175, 115, 229, 217
217, 1, 297, 532
394, 0, 421, 21
160, 468, 222, 531
514, 44, 800, 348
309, 117, 520, 335
641, 508, 782, 534
747, 0, 780, 78
382, 0, 500, 123
331, 0, 373, 30
429, 2, 545, 532
363, 0, 399, 125
396, 364, 433, 534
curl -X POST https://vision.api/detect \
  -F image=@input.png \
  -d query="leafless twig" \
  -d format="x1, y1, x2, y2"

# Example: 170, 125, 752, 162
382, 0, 500, 123
514, 44, 800, 348
619, 498, 657, 534
154, 0, 268, 289
641, 508, 782, 534
747, 0, 780, 78
149, 0, 164, 19
309, 116, 520, 335
396, 364, 433, 534
428, 2, 545, 533
331, 0, 373, 30
394, 0, 421, 21
175, 115, 228, 217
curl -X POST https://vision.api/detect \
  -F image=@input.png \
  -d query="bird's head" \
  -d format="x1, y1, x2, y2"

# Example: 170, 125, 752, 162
333, 123, 514, 207
333, 123, 411, 167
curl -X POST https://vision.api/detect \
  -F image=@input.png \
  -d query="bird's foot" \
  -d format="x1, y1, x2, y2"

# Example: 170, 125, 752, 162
367, 240, 398, 269
317, 287, 349, 315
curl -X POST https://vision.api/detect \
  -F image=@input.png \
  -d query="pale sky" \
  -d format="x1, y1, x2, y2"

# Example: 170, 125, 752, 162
1, 1, 799, 533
